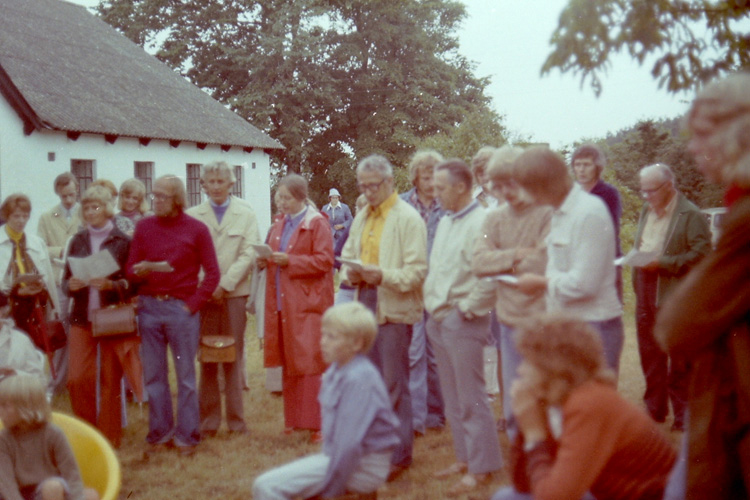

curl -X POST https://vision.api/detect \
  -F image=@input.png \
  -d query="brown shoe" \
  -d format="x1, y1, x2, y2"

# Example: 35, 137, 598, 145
386, 464, 408, 482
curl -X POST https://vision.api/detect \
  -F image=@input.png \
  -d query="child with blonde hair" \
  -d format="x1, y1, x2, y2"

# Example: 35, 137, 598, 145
0, 375, 99, 500
253, 302, 400, 499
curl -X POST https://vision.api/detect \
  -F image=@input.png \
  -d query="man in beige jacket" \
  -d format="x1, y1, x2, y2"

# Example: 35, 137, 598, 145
37, 172, 81, 394
341, 154, 427, 479
187, 161, 260, 436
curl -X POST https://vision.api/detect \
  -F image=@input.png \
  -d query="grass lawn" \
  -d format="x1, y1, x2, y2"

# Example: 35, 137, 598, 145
51, 273, 682, 500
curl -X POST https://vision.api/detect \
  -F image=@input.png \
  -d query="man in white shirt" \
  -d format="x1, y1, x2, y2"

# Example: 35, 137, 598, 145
515, 147, 624, 374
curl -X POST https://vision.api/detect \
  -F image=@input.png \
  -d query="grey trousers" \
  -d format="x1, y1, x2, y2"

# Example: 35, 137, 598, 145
427, 309, 502, 474
198, 296, 248, 433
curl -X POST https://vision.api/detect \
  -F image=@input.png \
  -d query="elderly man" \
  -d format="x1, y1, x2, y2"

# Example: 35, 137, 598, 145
127, 175, 220, 457
472, 146, 551, 430
633, 163, 710, 431
37, 172, 81, 394
515, 147, 624, 374
424, 159, 501, 495
571, 144, 623, 299
400, 150, 445, 434
341, 154, 427, 479
187, 161, 260, 437
321, 188, 352, 245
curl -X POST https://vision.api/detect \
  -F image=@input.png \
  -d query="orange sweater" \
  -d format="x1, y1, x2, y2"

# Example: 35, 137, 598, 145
511, 381, 676, 500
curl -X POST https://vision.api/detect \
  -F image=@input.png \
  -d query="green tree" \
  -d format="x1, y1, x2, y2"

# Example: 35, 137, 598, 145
96, 0, 504, 204
604, 120, 723, 210
543, 0, 750, 95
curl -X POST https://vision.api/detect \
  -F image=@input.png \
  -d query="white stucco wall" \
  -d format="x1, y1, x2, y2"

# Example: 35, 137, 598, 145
0, 96, 273, 236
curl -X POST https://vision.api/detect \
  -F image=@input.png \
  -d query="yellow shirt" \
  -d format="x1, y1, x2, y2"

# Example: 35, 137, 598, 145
360, 192, 399, 265
640, 194, 678, 254
5, 225, 26, 275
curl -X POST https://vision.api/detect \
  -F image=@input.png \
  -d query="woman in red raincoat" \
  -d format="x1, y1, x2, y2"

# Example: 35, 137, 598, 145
260, 174, 334, 438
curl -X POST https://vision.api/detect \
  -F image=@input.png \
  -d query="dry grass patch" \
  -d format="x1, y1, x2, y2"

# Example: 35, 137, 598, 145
50, 289, 684, 499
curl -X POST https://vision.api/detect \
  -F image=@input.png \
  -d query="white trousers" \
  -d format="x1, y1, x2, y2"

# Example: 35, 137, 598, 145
252, 451, 391, 500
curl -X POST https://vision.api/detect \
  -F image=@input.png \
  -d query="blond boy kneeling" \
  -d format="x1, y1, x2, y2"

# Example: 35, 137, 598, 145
253, 302, 400, 499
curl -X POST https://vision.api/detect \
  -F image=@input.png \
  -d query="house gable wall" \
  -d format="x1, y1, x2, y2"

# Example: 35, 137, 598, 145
0, 95, 272, 236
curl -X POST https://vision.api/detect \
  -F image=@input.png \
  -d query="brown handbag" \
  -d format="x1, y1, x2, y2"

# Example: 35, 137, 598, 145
92, 303, 137, 337
199, 335, 236, 363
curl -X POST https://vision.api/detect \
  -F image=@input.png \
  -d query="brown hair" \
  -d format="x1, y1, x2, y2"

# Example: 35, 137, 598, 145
0, 194, 31, 220
487, 145, 525, 183
471, 146, 496, 180
436, 159, 473, 190
53, 172, 77, 193
278, 173, 308, 202
516, 313, 615, 404
512, 146, 572, 202
571, 144, 606, 175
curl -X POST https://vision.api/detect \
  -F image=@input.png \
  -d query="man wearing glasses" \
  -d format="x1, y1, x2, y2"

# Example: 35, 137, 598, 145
127, 175, 220, 457
632, 163, 710, 432
340, 154, 428, 481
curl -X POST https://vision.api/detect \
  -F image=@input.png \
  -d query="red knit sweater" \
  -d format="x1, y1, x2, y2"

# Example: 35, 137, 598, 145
511, 380, 676, 500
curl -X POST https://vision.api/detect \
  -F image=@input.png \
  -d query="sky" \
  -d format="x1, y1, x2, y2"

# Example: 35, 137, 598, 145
67, 0, 692, 149
457, 0, 692, 148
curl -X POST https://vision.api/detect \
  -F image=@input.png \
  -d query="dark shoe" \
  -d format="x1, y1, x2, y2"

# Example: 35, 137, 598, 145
387, 464, 408, 482
671, 421, 684, 432
201, 430, 217, 439
178, 445, 197, 457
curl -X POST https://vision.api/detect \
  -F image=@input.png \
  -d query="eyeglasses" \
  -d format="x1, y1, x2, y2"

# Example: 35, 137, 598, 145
150, 192, 171, 201
357, 178, 387, 193
640, 181, 668, 197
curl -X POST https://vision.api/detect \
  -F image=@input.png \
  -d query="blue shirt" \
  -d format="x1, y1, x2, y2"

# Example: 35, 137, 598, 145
318, 354, 401, 497
275, 208, 307, 310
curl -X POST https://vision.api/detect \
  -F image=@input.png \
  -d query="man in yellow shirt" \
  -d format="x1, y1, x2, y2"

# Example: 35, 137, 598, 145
341, 154, 427, 479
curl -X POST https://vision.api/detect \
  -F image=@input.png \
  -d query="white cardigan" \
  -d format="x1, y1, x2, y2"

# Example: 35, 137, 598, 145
0, 229, 60, 315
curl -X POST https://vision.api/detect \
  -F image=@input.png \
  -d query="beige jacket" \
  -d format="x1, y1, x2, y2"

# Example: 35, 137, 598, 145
341, 198, 427, 325
187, 197, 260, 298
36, 204, 81, 285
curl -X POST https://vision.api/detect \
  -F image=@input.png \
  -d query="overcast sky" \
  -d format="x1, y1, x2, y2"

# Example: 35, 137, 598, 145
68, 0, 692, 149
458, 0, 693, 148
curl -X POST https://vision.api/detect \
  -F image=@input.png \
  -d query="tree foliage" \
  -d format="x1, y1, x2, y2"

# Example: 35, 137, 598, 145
542, 0, 750, 95
603, 119, 723, 211
96, 0, 504, 205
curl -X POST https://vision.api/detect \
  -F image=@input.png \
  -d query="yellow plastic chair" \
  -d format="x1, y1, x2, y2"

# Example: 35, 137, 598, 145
0, 412, 121, 500
50, 412, 121, 500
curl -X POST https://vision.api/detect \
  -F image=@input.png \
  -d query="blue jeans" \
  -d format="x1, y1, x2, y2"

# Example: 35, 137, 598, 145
139, 296, 201, 447
589, 316, 624, 376
409, 313, 444, 433
499, 322, 523, 438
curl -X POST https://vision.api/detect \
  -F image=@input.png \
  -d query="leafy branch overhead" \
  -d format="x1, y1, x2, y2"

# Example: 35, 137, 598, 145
96, 0, 504, 205
542, 0, 750, 95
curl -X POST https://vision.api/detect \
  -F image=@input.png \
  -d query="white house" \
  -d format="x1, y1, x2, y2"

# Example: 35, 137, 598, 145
0, 0, 283, 235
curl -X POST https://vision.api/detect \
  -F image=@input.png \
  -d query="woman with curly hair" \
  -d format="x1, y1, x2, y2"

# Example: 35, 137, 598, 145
492, 313, 675, 500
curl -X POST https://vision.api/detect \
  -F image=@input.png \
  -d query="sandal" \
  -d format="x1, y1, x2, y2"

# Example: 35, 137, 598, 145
433, 462, 468, 478
446, 473, 492, 497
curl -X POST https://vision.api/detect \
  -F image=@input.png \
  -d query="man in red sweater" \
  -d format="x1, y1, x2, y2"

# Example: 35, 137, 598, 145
127, 175, 220, 457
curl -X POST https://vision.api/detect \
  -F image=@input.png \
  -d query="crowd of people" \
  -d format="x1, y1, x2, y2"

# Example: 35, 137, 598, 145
0, 72, 749, 500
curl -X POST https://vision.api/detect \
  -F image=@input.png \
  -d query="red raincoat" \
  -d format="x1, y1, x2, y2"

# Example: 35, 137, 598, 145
263, 207, 334, 376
